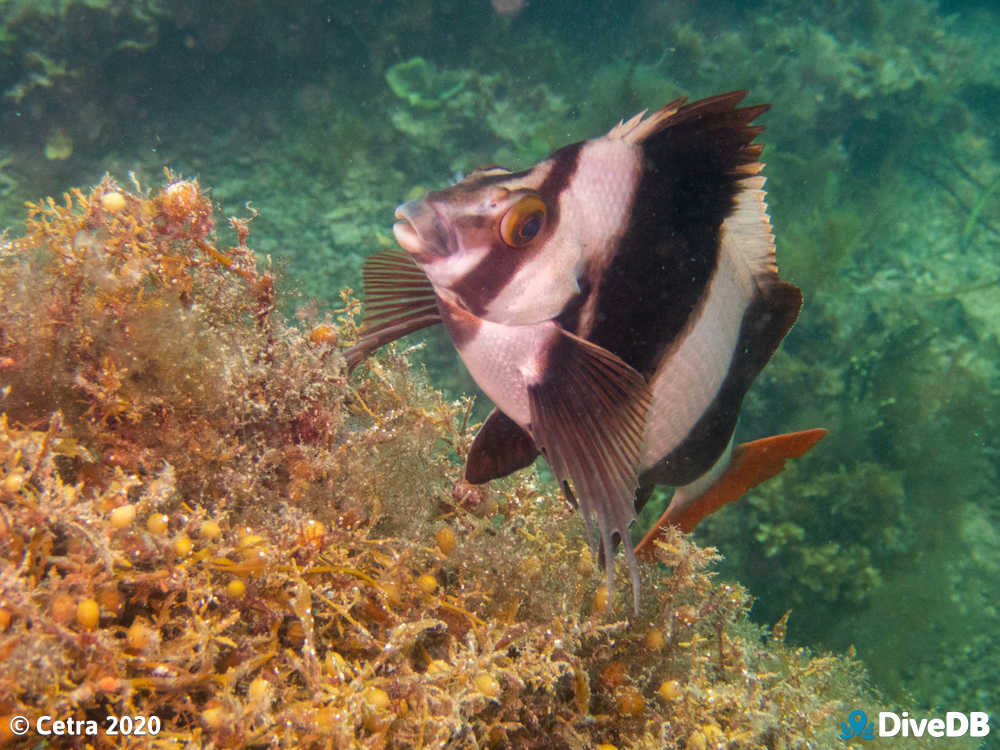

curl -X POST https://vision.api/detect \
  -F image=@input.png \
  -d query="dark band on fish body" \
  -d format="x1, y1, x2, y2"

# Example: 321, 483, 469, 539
449, 142, 583, 316
585, 97, 770, 377
537, 141, 584, 200
447, 234, 527, 318
639, 279, 802, 489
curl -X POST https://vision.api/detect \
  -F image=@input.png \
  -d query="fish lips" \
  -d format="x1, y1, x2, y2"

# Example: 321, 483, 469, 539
394, 200, 453, 260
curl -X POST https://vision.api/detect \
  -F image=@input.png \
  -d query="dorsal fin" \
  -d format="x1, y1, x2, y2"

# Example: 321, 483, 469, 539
723, 174, 782, 291
606, 98, 682, 142
606, 91, 766, 154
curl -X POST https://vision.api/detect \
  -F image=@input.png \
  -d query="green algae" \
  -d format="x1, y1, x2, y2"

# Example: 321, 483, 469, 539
386, 57, 467, 109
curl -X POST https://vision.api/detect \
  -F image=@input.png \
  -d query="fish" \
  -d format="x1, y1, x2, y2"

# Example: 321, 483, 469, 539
344, 91, 827, 612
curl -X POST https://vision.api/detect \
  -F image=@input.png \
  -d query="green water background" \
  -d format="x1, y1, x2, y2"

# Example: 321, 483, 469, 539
0, 0, 996, 740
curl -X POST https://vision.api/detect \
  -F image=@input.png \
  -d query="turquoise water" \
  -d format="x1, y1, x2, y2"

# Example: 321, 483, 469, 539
1, 0, 996, 744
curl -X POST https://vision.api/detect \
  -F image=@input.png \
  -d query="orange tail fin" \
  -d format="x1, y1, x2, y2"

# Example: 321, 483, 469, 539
634, 428, 827, 560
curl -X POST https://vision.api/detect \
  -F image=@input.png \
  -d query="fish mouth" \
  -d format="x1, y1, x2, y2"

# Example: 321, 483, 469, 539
393, 200, 428, 257
393, 200, 450, 259
392, 216, 422, 256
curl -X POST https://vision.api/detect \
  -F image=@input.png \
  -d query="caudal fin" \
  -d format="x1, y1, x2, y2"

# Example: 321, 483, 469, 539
634, 428, 827, 560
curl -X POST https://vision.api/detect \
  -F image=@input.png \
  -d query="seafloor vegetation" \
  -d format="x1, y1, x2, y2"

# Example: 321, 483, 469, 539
0, 176, 962, 748
0, 0, 997, 745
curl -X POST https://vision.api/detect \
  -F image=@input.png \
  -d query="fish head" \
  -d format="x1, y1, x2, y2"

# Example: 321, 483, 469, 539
392, 158, 588, 326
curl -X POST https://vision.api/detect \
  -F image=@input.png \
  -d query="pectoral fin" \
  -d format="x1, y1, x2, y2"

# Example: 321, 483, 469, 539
343, 249, 442, 371
465, 408, 539, 484
634, 427, 828, 559
527, 328, 652, 613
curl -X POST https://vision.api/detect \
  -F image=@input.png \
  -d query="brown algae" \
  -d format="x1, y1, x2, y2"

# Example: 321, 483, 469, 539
0, 175, 950, 748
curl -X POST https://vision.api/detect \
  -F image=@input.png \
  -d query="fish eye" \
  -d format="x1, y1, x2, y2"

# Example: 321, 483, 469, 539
499, 195, 547, 248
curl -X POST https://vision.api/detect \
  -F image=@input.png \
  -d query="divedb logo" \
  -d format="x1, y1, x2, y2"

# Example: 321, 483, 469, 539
841, 709, 991, 740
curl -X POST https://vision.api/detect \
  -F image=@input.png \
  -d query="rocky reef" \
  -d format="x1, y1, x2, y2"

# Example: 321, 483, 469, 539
0, 177, 961, 748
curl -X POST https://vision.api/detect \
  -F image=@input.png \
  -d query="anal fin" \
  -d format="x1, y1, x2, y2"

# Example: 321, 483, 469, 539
528, 329, 652, 613
634, 427, 827, 560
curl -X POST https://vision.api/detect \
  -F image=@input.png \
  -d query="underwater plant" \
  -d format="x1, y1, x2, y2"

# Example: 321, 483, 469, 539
0, 177, 975, 748
386, 57, 468, 109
